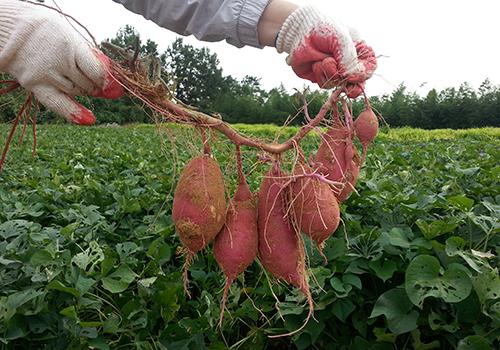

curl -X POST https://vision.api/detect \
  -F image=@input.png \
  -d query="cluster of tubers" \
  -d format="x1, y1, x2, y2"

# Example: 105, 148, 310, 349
172, 103, 379, 336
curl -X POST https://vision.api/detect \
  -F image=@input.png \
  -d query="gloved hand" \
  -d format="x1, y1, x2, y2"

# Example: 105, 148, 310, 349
276, 6, 377, 97
0, 0, 124, 125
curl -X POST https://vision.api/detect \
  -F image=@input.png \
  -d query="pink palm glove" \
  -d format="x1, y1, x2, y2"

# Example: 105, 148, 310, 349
276, 6, 377, 98
0, 0, 124, 125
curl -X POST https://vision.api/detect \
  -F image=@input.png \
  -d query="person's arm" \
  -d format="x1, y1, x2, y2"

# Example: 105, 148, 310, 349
257, 0, 298, 47
113, 0, 377, 96
112, 0, 271, 48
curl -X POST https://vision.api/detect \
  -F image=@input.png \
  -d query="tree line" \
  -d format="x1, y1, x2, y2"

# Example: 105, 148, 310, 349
1, 25, 499, 129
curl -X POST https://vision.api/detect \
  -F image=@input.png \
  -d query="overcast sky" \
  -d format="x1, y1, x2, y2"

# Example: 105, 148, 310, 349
55, 0, 500, 96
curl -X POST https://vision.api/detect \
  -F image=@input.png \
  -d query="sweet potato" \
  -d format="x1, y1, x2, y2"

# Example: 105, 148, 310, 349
313, 125, 351, 183
172, 155, 227, 293
258, 163, 313, 337
337, 157, 361, 202
354, 108, 379, 151
214, 178, 257, 325
291, 162, 340, 251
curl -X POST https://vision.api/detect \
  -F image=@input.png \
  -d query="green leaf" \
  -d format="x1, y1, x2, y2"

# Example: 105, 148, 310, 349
75, 278, 95, 298
330, 277, 345, 293
457, 336, 491, 350
147, 238, 172, 264
138, 277, 157, 288
80, 327, 98, 339
0, 289, 45, 322
343, 274, 362, 289
101, 264, 137, 293
371, 288, 418, 334
329, 276, 352, 297
446, 237, 494, 273
373, 328, 397, 344
405, 255, 472, 308
47, 280, 80, 297
447, 195, 475, 212
380, 228, 411, 248
103, 314, 120, 334
0, 220, 33, 239
72, 241, 104, 272
345, 259, 369, 274
0, 257, 19, 266
331, 299, 355, 322
416, 219, 459, 240
489, 302, 500, 323
60, 306, 78, 321
428, 310, 459, 332
279, 303, 305, 316
60, 222, 79, 239
88, 338, 110, 350
472, 269, 500, 304
29, 249, 53, 265
369, 259, 398, 282
309, 267, 333, 289
2, 322, 26, 341
323, 237, 347, 260
445, 236, 466, 256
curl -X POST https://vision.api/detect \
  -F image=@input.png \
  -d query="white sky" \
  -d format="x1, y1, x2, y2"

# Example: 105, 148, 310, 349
54, 0, 500, 96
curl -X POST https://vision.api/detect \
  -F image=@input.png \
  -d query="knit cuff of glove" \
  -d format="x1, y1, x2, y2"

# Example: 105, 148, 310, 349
276, 6, 329, 54
0, 0, 26, 51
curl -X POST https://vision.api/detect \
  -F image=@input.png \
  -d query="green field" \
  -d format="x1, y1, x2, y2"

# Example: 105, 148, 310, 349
0, 125, 499, 349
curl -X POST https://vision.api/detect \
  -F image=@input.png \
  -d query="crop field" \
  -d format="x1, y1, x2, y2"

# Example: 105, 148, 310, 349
0, 124, 499, 349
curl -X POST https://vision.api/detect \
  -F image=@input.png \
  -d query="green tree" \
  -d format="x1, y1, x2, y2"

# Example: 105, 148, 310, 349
110, 25, 141, 51
164, 38, 226, 111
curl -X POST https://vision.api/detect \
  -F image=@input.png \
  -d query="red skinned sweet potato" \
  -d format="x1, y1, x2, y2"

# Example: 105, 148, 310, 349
313, 124, 351, 183
314, 123, 361, 201
354, 108, 379, 150
291, 162, 340, 251
337, 157, 361, 202
258, 163, 313, 337
172, 155, 227, 294
214, 178, 257, 325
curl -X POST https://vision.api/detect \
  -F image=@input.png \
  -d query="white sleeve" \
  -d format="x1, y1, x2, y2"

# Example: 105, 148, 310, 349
112, 0, 271, 48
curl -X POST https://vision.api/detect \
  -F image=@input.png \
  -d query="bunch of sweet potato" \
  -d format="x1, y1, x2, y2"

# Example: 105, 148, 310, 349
171, 107, 379, 333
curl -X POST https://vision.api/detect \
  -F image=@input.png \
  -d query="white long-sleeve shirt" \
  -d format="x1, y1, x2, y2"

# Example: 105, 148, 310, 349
112, 0, 271, 48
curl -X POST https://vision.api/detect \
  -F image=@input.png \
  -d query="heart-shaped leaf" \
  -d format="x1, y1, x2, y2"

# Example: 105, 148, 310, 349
405, 255, 472, 308
102, 265, 137, 294
371, 288, 418, 334
369, 259, 397, 282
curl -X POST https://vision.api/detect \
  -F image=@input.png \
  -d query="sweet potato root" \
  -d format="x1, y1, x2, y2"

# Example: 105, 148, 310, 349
257, 163, 313, 337
291, 162, 340, 251
172, 155, 227, 294
214, 178, 257, 325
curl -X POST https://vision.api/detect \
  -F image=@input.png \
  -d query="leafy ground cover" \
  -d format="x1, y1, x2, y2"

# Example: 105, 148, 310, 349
0, 124, 499, 349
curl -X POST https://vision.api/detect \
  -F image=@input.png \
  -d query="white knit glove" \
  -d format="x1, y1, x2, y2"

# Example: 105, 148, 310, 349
0, 0, 123, 125
276, 6, 377, 97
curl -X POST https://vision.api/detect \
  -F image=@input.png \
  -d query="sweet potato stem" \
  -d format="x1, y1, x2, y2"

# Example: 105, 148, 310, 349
0, 81, 20, 95
0, 93, 31, 172
218, 277, 234, 328
32, 112, 37, 157
182, 251, 194, 298
235, 146, 245, 185
106, 58, 345, 155
199, 127, 211, 155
